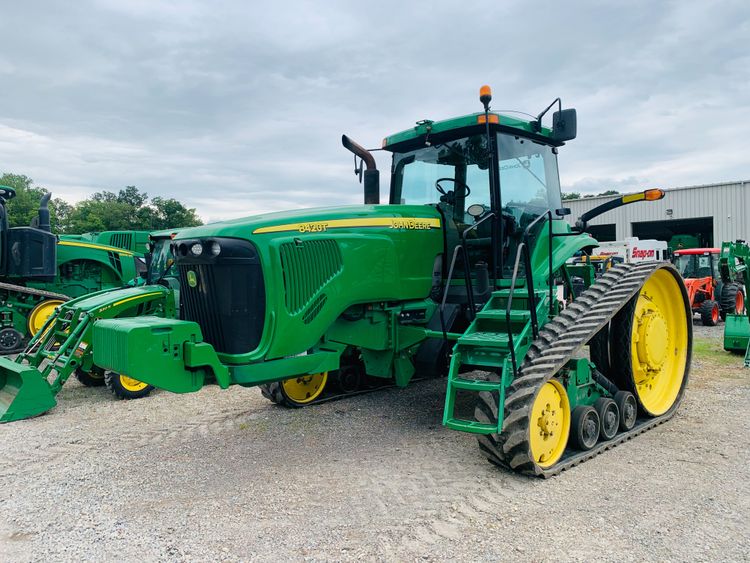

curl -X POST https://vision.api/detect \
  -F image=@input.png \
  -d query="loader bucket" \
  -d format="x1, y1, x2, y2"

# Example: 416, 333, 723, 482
723, 314, 750, 353
0, 358, 57, 423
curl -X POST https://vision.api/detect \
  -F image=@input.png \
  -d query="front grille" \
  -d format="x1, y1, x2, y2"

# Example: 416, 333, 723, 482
177, 238, 265, 354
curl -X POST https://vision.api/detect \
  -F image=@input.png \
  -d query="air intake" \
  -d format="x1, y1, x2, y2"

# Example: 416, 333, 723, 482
279, 239, 342, 314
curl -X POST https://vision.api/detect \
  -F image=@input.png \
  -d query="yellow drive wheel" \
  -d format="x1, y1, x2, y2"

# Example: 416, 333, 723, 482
27, 299, 65, 335
613, 267, 691, 417
280, 372, 328, 406
528, 379, 571, 468
105, 371, 154, 400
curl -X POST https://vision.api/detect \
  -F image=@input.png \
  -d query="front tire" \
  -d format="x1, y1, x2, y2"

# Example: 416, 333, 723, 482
76, 367, 106, 387
699, 299, 719, 326
720, 282, 746, 319
105, 372, 154, 400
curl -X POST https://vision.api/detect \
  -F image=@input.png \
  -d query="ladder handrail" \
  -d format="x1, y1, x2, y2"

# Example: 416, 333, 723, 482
505, 209, 554, 377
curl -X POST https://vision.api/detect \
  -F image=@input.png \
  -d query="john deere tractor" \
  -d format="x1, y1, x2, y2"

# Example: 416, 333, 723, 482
0, 88, 692, 476
0, 187, 147, 352
0, 230, 179, 420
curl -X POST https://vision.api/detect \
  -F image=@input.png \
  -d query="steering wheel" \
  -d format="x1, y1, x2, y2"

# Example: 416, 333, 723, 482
435, 178, 471, 197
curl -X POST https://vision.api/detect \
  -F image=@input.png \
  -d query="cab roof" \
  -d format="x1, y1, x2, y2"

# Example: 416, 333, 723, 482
382, 111, 556, 151
673, 248, 720, 255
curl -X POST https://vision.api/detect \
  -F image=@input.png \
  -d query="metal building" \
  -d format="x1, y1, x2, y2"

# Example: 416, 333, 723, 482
563, 180, 750, 248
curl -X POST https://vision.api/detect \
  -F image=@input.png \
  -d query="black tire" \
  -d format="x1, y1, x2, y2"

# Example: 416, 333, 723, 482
571, 406, 600, 450
614, 391, 637, 431
594, 397, 619, 441
75, 366, 106, 387
105, 372, 154, 400
0, 327, 23, 353
699, 299, 719, 326
720, 282, 745, 319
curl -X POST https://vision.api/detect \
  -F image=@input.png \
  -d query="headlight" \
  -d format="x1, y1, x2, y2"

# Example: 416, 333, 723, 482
209, 241, 221, 256
190, 242, 203, 256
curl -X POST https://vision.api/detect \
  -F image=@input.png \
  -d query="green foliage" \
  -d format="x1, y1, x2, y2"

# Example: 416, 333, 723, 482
598, 189, 620, 196
0, 173, 202, 234
561, 192, 581, 200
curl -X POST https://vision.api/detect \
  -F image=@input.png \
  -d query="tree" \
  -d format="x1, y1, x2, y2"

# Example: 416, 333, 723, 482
1, 172, 203, 233
149, 197, 202, 230
598, 190, 620, 196
561, 192, 581, 200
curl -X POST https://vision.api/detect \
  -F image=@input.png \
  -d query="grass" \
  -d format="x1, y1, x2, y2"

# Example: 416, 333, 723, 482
692, 335, 746, 369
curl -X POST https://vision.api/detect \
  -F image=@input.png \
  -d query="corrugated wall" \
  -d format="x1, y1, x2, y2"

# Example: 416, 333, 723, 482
563, 181, 750, 242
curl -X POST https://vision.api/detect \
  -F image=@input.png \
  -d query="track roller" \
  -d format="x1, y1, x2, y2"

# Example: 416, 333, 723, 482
571, 406, 600, 450
260, 372, 329, 408
614, 391, 637, 431
594, 397, 619, 440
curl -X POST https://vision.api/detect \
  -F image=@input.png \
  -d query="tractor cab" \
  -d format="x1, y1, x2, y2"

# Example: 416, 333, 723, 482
381, 87, 574, 284
673, 248, 720, 280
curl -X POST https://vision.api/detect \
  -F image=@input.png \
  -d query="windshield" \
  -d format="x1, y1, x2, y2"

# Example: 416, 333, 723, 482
674, 254, 714, 278
391, 131, 562, 225
392, 133, 491, 223
497, 133, 562, 223
147, 238, 177, 283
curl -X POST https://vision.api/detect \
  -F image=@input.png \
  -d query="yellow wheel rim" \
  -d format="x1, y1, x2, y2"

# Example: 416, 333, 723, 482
529, 379, 571, 468
630, 269, 689, 416
119, 374, 149, 393
281, 372, 328, 404
28, 299, 65, 334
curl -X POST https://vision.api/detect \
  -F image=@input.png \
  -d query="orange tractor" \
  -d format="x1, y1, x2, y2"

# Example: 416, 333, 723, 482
673, 247, 746, 325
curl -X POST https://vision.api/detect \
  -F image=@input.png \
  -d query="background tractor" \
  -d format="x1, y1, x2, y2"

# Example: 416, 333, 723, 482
672, 246, 746, 326
0, 231, 179, 421
0, 186, 148, 352
720, 240, 750, 366
0, 88, 693, 477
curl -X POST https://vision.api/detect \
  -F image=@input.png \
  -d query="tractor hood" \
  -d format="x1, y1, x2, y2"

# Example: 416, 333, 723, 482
171, 204, 443, 241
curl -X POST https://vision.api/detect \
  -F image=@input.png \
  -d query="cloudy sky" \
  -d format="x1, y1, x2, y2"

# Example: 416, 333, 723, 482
1, 1, 748, 222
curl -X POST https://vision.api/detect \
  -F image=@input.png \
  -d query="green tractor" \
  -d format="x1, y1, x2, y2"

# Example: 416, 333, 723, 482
0, 87, 692, 476
62, 230, 151, 254
0, 187, 147, 352
0, 231, 179, 420
721, 240, 750, 366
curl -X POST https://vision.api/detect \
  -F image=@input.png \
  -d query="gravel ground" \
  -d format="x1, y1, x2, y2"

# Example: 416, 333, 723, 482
1, 321, 748, 562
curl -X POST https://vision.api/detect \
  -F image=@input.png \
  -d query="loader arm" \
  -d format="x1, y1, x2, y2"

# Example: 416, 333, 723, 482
0, 285, 174, 422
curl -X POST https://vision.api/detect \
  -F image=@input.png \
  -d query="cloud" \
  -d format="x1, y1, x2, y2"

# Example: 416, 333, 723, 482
0, 0, 747, 221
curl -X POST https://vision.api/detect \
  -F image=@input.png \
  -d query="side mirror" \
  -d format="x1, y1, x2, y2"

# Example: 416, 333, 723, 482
555, 207, 571, 217
552, 108, 577, 142
467, 203, 486, 219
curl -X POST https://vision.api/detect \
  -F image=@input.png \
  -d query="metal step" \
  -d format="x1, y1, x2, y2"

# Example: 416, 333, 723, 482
449, 377, 503, 392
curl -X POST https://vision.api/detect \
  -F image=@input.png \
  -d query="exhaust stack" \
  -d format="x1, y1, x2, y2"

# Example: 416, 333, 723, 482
342, 135, 380, 205
37, 193, 52, 232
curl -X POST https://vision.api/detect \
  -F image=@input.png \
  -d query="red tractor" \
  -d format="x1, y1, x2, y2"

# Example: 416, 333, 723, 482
673, 247, 746, 325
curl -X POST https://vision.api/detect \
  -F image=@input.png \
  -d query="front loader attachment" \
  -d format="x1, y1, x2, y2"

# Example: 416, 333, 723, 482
724, 313, 750, 367
0, 357, 56, 422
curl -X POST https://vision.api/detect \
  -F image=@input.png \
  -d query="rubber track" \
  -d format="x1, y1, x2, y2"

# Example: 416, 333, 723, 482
476, 261, 683, 478
0, 281, 69, 302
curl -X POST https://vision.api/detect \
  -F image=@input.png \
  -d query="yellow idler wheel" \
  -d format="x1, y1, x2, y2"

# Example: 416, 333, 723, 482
528, 379, 571, 468
279, 372, 329, 407
612, 267, 691, 417
27, 299, 65, 335
105, 371, 154, 400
